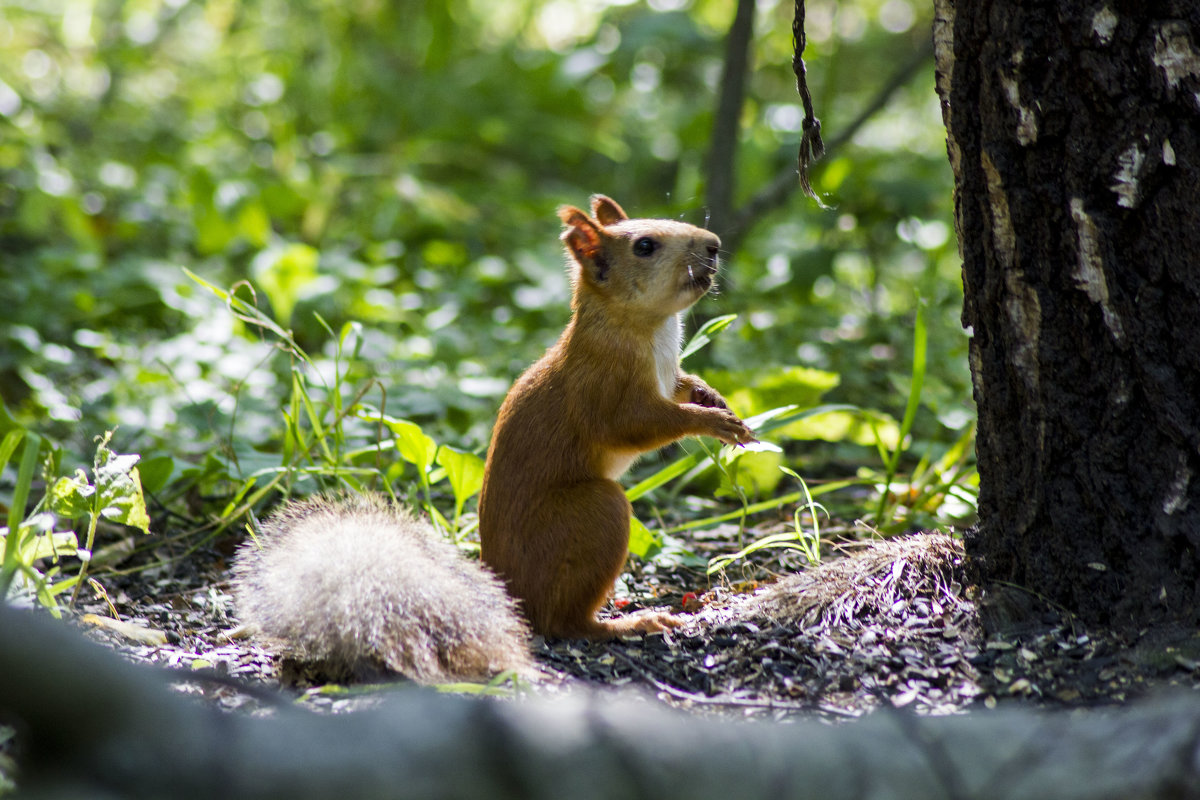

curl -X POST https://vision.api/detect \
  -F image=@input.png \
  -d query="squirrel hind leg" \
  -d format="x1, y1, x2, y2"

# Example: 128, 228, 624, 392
508, 479, 633, 638
580, 610, 685, 640
497, 481, 687, 642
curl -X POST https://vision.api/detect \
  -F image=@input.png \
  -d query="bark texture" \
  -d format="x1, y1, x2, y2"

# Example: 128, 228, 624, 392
936, 0, 1200, 628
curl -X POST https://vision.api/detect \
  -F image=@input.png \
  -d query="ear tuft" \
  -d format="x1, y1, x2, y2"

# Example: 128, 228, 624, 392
590, 195, 628, 227
558, 204, 606, 269
557, 204, 591, 227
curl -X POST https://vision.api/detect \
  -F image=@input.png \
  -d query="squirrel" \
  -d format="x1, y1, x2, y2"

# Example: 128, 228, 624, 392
231, 195, 752, 683
479, 194, 755, 639
231, 493, 531, 684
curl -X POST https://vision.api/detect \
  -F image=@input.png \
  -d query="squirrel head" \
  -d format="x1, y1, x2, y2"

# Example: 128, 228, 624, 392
557, 195, 722, 323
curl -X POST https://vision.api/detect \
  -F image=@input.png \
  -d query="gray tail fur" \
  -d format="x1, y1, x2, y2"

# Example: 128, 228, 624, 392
232, 493, 531, 684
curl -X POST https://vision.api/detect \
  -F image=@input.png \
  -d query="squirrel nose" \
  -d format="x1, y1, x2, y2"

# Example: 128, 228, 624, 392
704, 243, 720, 272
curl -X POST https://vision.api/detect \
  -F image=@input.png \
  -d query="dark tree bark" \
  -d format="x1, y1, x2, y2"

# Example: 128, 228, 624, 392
935, 0, 1200, 628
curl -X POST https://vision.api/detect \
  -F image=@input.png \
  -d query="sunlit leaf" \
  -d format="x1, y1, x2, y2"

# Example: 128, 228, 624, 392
437, 446, 485, 519
680, 314, 738, 361
627, 516, 659, 560
94, 438, 151, 534
717, 446, 784, 497
708, 366, 840, 423
20, 528, 78, 561
386, 419, 438, 474
47, 471, 94, 520
251, 242, 321, 325
786, 408, 899, 448
236, 202, 272, 248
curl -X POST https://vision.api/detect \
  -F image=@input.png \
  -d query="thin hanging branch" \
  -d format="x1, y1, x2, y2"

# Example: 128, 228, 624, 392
705, 0, 757, 240
702, 0, 933, 253
724, 40, 933, 254
792, 0, 825, 202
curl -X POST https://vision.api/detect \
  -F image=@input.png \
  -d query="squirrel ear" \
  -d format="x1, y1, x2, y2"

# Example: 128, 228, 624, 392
557, 204, 592, 229
558, 204, 606, 268
590, 195, 628, 226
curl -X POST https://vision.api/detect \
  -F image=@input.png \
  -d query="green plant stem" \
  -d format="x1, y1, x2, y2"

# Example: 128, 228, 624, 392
69, 511, 100, 607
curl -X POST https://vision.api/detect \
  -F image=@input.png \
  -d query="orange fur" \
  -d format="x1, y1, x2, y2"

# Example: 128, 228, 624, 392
479, 195, 754, 639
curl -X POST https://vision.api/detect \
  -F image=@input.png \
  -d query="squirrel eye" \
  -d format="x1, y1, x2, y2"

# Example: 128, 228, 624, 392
632, 237, 658, 257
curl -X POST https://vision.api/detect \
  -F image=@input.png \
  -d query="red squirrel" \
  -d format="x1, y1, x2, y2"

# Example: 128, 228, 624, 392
479, 194, 754, 639
232, 196, 752, 683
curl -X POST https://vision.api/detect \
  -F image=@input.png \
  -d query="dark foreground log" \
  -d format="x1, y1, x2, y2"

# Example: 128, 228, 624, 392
2, 605, 1199, 800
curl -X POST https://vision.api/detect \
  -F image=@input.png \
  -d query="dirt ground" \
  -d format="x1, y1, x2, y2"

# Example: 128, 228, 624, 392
59, 516, 1200, 721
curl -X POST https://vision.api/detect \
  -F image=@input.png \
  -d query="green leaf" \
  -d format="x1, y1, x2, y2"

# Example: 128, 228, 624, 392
137, 455, 175, 495
437, 446, 485, 519
20, 528, 78, 562
93, 436, 151, 534
0, 400, 19, 438
707, 366, 840, 424
184, 268, 308, 358
7, 432, 39, 537
0, 430, 23, 475
194, 202, 234, 255
386, 418, 438, 474
899, 298, 929, 451
785, 407, 898, 448
627, 516, 659, 559
3, 432, 44, 598
625, 450, 707, 502
339, 320, 364, 359
664, 477, 859, 535
236, 202, 272, 247
708, 530, 812, 575
680, 313, 738, 361
874, 298, 930, 525
716, 445, 784, 497
47, 471, 95, 520
252, 242, 321, 325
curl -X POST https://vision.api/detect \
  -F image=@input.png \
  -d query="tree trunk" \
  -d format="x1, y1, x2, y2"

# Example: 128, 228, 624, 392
706, 0, 756, 242
935, 0, 1200, 628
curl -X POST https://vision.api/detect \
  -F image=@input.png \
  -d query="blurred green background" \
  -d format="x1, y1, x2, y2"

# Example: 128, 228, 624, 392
0, 0, 971, 530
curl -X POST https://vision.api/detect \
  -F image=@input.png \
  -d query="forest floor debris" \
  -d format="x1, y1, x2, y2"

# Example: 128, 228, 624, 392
64, 522, 1200, 720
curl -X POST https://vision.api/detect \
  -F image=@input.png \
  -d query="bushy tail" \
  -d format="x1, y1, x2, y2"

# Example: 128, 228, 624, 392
232, 493, 531, 684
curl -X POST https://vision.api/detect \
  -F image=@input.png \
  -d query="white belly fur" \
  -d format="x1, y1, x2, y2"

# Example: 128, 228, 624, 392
652, 314, 682, 400
603, 316, 682, 481
603, 452, 639, 481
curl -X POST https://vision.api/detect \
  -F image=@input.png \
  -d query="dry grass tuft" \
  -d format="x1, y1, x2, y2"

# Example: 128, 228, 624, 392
736, 532, 971, 630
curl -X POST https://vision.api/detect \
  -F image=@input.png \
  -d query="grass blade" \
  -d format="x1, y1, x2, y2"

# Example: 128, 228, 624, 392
2, 432, 39, 595
874, 299, 927, 525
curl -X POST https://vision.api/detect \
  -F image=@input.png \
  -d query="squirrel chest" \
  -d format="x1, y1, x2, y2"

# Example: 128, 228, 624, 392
600, 315, 683, 480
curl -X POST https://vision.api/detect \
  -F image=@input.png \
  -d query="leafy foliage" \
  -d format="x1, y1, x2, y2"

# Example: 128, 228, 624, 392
1, 429, 148, 613
0, 0, 975, 602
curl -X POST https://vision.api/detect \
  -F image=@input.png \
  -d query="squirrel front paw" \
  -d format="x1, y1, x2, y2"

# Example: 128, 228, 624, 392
706, 408, 757, 446
688, 383, 728, 410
